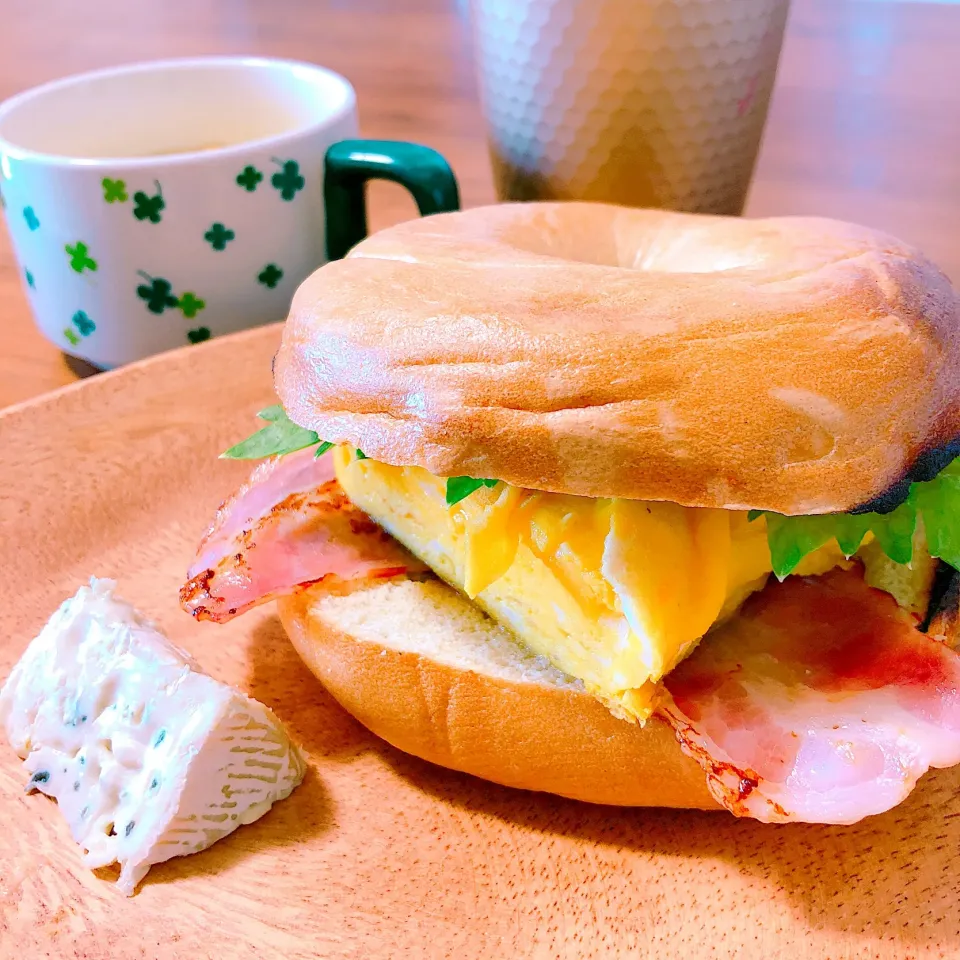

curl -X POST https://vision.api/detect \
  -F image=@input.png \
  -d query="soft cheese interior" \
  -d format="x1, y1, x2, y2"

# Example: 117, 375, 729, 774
0, 579, 305, 895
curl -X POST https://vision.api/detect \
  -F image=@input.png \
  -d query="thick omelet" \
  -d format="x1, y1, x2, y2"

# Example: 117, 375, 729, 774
334, 448, 856, 721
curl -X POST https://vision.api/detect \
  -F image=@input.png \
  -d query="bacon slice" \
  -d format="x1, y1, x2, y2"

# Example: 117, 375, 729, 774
181, 449, 426, 623
186, 453, 960, 824
659, 567, 960, 824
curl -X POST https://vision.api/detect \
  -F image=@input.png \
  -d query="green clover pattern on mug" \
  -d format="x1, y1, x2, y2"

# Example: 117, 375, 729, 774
11, 124, 462, 369
204, 222, 235, 251
102, 178, 128, 203
66, 241, 97, 274
63, 309, 96, 347
136, 271, 179, 314
18, 153, 317, 354
178, 292, 206, 318
72, 309, 96, 336
236, 165, 263, 192
270, 159, 305, 201
135, 268, 207, 337
133, 183, 165, 223
258, 263, 284, 288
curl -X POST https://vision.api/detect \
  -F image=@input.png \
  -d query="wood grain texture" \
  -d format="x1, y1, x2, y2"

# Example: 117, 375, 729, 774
2, 326, 960, 959
3, 0, 960, 407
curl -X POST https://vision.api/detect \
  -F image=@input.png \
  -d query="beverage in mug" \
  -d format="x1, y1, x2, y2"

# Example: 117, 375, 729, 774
0, 57, 459, 368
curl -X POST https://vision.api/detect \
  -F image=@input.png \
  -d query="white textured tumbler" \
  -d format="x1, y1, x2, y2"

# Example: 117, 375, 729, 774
471, 0, 790, 215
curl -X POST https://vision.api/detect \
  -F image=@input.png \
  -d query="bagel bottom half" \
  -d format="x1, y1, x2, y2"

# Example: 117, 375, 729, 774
277, 575, 717, 810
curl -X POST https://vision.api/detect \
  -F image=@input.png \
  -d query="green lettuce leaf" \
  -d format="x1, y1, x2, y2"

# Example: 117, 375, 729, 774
256, 404, 287, 423
909, 462, 960, 569
221, 406, 322, 459
445, 476, 499, 506
869, 502, 918, 565
752, 456, 960, 578
224, 412, 504, 508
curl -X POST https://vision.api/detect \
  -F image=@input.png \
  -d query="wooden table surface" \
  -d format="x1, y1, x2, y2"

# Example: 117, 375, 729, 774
1, 0, 959, 409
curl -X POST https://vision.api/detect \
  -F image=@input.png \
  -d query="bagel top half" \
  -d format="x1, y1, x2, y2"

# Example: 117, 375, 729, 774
274, 201, 960, 514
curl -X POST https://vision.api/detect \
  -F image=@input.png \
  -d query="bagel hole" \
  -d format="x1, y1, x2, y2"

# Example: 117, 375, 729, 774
523, 232, 761, 274
623, 240, 761, 275
501, 208, 769, 274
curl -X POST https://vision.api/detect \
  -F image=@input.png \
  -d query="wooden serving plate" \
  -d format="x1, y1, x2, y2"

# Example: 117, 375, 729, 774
0, 325, 956, 959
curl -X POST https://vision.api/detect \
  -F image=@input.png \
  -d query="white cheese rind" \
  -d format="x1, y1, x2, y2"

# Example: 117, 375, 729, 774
0, 578, 306, 895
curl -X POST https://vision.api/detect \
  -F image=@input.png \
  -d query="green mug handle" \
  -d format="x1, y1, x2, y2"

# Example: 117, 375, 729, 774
324, 139, 461, 261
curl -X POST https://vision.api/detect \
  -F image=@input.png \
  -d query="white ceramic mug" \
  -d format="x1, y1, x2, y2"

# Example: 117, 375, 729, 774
0, 57, 459, 368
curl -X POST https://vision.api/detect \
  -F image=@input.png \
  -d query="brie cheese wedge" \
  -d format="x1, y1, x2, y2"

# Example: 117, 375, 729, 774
0, 578, 306, 895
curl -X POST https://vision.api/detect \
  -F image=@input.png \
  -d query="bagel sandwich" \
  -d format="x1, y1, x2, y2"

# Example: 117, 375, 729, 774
182, 201, 960, 825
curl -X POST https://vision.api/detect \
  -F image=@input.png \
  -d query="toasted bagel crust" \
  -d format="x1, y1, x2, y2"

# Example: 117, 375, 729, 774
275, 202, 960, 513
278, 579, 717, 809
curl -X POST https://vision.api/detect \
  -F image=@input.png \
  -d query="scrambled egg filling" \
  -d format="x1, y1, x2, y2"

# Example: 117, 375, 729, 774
334, 449, 855, 721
